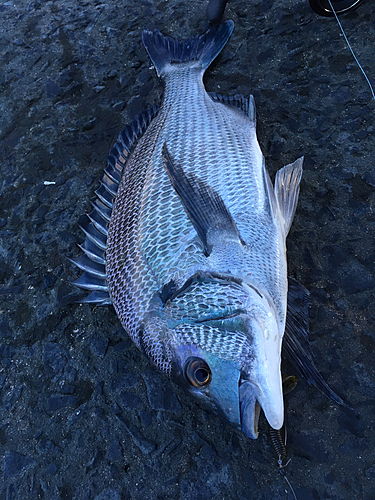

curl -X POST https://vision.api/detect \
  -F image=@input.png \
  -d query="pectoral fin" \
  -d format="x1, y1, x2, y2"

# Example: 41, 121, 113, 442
274, 157, 303, 236
162, 143, 245, 256
283, 277, 353, 410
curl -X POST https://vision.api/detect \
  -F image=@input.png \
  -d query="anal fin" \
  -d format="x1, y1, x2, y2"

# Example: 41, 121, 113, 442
274, 158, 303, 236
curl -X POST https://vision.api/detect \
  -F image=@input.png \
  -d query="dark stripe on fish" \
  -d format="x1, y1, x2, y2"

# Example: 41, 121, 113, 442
160, 270, 263, 305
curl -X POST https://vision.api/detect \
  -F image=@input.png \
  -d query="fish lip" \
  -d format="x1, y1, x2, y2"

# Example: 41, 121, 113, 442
239, 379, 261, 439
253, 400, 261, 437
239, 376, 284, 439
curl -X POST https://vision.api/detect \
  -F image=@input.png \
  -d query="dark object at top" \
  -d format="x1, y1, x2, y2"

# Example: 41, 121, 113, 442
206, 0, 364, 23
207, 0, 229, 24
309, 0, 364, 16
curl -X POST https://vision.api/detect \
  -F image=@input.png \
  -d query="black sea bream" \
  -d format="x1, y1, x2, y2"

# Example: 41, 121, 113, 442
71, 21, 350, 440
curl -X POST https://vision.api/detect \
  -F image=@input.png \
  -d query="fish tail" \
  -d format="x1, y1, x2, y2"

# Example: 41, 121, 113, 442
142, 20, 234, 77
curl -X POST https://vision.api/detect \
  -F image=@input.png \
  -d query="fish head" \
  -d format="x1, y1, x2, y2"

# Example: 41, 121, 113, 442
171, 341, 244, 430
170, 305, 284, 439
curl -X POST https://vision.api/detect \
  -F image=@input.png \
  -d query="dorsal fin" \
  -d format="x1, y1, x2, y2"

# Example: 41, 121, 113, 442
274, 157, 303, 236
69, 105, 159, 305
208, 92, 256, 123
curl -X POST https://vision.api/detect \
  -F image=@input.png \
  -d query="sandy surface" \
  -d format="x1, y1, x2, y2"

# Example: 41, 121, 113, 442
0, 0, 374, 499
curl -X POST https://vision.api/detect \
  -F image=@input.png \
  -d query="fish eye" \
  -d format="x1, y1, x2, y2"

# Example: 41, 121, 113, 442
184, 357, 212, 388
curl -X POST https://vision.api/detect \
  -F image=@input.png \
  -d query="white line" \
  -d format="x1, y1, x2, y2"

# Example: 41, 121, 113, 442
328, 0, 375, 101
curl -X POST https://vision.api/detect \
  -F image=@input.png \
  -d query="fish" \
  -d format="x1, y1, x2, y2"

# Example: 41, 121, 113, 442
70, 21, 351, 441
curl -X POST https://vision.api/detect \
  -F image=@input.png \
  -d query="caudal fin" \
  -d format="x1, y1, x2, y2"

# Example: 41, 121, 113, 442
142, 20, 234, 77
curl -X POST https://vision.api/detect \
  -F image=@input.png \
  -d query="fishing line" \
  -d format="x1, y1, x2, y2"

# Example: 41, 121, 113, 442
269, 426, 299, 500
283, 472, 298, 500
328, 0, 375, 101
275, 455, 298, 500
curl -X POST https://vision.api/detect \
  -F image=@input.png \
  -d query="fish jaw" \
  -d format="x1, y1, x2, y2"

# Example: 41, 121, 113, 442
239, 374, 284, 439
240, 314, 284, 438
239, 381, 260, 439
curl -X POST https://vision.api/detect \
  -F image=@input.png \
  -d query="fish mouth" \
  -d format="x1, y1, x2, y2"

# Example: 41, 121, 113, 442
239, 380, 261, 439
239, 378, 283, 439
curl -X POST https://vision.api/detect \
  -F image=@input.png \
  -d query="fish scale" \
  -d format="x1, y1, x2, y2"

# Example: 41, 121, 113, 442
173, 323, 252, 363
163, 73, 260, 210
106, 122, 162, 347
136, 69, 287, 326
164, 280, 249, 322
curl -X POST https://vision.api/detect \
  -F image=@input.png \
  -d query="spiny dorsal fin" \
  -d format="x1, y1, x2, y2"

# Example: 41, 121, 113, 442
69, 105, 159, 305
274, 157, 303, 236
162, 143, 245, 257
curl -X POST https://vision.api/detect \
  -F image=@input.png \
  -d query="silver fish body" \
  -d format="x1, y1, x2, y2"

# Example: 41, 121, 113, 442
104, 22, 303, 439
72, 21, 305, 439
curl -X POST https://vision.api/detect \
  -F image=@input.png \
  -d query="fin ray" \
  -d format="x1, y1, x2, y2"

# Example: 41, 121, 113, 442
100, 174, 119, 197
208, 92, 256, 123
95, 184, 114, 209
78, 239, 106, 265
90, 199, 112, 223
283, 277, 353, 410
70, 272, 108, 292
87, 208, 108, 236
104, 160, 122, 184
275, 158, 303, 236
70, 105, 159, 304
69, 255, 106, 278
79, 222, 107, 250
79, 291, 112, 305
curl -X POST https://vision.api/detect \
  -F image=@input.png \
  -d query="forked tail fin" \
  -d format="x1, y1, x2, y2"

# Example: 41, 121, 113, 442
142, 20, 234, 77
